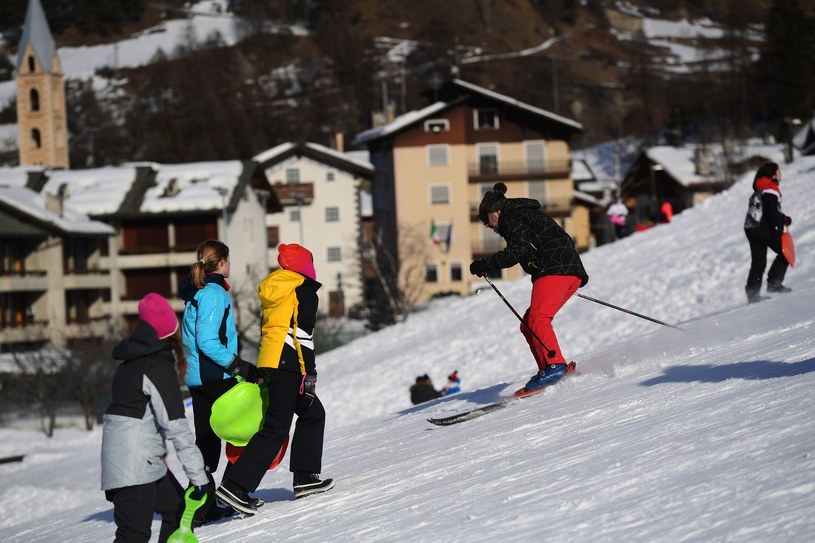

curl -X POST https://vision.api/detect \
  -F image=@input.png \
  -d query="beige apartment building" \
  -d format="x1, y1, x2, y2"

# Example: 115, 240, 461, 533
354, 79, 586, 302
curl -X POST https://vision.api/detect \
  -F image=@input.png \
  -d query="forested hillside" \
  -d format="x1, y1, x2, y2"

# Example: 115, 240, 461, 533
1, 0, 814, 165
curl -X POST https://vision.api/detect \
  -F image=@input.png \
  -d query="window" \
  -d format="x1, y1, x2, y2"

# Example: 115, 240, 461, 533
326, 171, 335, 181
31, 128, 41, 149
289, 209, 300, 222
325, 207, 340, 222
477, 143, 498, 174
474, 109, 499, 130
28, 56, 35, 72
425, 263, 438, 283
286, 168, 300, 183
30, 89, 39, 112
427, 145, 449, 166
450, 262, 463, 282
525, 141, 546, 172
424, 119, 449, 133
327, 247, 341, 262
430, 185, 450, 205
266, 226, 280, 248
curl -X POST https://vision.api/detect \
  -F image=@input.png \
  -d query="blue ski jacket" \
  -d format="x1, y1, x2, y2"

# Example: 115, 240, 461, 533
180, 274, 238, 387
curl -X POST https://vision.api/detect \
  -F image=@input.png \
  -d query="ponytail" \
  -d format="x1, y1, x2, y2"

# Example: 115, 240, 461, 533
191, 240, 229, 288
165, 329, 187, 385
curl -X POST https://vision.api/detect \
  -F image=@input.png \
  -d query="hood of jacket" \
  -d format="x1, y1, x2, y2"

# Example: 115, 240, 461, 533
112, 320, 171, 362
753, 176, 781, 195
179, 274, 229, 304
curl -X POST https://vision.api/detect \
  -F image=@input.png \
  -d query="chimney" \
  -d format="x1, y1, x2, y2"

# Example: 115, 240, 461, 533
45, 182, 69, 216
694, 148, 711, 176
335, 132, 345, 153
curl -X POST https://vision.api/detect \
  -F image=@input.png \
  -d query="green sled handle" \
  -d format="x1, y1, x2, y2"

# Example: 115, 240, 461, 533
167, 486, 207, 543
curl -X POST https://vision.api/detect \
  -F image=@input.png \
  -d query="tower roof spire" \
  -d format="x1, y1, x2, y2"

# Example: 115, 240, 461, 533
16, 0, 57, 73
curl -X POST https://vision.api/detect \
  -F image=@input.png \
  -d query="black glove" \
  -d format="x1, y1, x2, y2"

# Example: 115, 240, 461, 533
226, 356, 257, 382
784, 215, 792, 226
189, 483, 208, 501
469, 259, 490, 277
303, 373, 317, 397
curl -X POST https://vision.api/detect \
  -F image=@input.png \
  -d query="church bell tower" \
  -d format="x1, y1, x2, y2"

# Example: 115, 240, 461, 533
15, 0, 69, 169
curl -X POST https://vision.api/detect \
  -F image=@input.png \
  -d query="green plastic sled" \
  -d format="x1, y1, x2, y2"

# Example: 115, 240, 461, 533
167, 486, 207, 543
210, 380, 269, 447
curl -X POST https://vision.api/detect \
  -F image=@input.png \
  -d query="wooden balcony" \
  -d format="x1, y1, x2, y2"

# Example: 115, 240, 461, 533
271, 183, 315, 206
467, 159, 572, 183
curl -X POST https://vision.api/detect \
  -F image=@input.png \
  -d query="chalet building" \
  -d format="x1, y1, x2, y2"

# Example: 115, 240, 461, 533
254, 142, 374, 317
0, 173, 113, 351
0, 161, 279, 352
352, 79, 585, 301
621, 141, 786, 226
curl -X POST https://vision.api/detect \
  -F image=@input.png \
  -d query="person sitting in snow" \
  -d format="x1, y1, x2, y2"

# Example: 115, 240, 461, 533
410, 371, 461, 404
101, 293, 209, 543
410, 374, 441, 405
440, 370, 461, 396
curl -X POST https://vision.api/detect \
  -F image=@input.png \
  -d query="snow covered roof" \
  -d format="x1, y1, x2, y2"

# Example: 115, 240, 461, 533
354, 79, 582, 146
41, 166, 142, 216
0, 184, 113, 235
254, 142, 374, 175
143, 161, 245, 214
641, 140, 787, 187
451, 79, 583, 132
353, 102, 450, 145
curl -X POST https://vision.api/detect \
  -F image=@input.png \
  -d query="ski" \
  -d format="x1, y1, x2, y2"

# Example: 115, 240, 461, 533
426, 362, 576, 426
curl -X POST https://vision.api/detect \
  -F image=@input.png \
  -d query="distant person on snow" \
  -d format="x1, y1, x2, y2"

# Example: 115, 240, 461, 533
101, 293, 209, 543
744, 161, 793, 304
409, 371, 461, 405
607, 198, 629, 239
470, 183, 589, 391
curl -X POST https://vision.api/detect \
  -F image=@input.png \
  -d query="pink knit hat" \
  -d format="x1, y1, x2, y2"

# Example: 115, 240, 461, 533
277, 243, 316, 280
138, 293, 179, 339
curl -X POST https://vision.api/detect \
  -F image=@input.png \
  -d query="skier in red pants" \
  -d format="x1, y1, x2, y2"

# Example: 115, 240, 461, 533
470, 183, 589, 390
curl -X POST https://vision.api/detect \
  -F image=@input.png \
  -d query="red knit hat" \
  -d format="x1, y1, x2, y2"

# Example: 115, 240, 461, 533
277, 243, 316, 280
138, 292, 179, 339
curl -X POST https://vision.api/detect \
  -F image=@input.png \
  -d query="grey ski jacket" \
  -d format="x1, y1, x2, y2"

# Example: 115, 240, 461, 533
101, 321, 207, 490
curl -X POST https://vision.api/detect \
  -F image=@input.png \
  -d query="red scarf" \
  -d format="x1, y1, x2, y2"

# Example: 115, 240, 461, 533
753, 176, 781, 195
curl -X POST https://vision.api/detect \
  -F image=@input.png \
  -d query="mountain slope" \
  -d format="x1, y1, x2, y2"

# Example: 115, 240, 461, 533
2, 157, 815, 541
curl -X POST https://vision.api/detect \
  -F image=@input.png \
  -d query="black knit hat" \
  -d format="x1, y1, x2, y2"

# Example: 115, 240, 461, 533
477, 182, 508, 224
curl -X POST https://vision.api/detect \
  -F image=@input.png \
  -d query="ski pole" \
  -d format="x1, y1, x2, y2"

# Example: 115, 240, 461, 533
483, 276, 557, 360
575, 293, 685, 331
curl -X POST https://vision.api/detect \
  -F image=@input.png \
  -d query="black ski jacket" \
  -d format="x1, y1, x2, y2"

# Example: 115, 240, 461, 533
487, 198, 589, 286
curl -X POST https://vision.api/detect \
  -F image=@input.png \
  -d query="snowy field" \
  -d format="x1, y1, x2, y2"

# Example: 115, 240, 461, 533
2, 156, 815, 542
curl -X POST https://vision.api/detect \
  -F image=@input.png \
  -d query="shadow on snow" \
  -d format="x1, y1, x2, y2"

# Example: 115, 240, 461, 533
640, 358, 815, 386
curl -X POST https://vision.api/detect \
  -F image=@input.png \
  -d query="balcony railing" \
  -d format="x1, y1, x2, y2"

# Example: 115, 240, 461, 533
467, 159, 572, 182
272, 182, 315, 206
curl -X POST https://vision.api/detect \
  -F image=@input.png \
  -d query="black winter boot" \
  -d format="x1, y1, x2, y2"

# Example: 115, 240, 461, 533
745, 286, 768, 304
767, 282, 791, 293
215, 479, 258, 516
293, 471, 335, 499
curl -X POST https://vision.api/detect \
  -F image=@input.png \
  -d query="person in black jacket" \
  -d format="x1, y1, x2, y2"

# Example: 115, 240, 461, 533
101, 293, 209, 543
744, 162, 793, 304
470, 183, 589, 391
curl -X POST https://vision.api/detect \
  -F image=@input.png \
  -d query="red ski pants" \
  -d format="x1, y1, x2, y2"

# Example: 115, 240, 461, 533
521, 275, 581, 369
